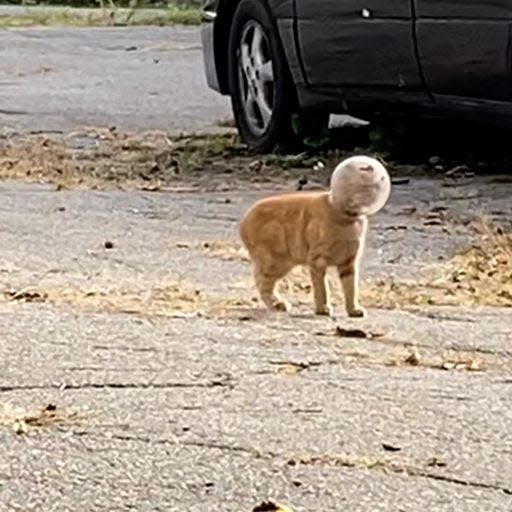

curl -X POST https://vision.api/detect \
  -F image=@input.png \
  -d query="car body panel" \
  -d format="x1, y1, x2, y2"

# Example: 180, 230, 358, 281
266, 0, 294, 18
201, 0, 222, 92
201, 12, 220, 92
201, 0, 512, 129
294, 0, 425, 91
415, 0, 512, 100
415, 0, 512, 19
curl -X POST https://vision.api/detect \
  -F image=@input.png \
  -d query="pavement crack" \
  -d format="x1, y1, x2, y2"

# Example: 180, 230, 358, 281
406, 310, 477, 323
290, 454, 512, 495
368, 336, 512, 359
404, 467, 512, 495
0, 378, 234, 393
0, 109, 29, 116
74, 430, 273, 458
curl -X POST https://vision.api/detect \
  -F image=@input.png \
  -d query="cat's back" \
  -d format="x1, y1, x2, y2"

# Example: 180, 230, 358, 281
240, 191, 328, 248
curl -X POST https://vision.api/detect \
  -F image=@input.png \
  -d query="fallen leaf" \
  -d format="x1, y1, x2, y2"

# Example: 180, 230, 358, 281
404, 350, 421, 366
335, 326, 386, 339
253, 500, 294, 512
271, 361, 314, 376
391, 178, 410, 185
382, 443, 402, 452
445, 165, 470, 178
5, 288, 47, 303
427, 456, 448, 467
385, 225, 408, 231
248, 159, 263, 173
423, 219, 444, 226
12, 419, 28, 435
139, 183, 161, 192
335, 327, 368, 338
466, 359, 482, 372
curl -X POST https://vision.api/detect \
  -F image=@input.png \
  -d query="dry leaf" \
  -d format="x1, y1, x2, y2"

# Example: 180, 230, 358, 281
5, 288, 47, 303
427, 456, 448, 467
335, 326, 386, 339
404, 350, 421, 366
253, 501, 294, 512
382, 443, 402, 452
12, 419, 28, 435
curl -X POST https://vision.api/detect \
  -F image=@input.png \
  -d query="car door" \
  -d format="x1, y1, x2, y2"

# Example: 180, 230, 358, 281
415, 1, 512, 100
294, 0, 423, 91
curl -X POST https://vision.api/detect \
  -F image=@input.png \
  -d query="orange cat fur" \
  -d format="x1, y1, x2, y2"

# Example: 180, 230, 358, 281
239, 156, 391, 317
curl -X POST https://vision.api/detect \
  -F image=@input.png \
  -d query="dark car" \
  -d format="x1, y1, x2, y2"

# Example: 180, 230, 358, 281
201, 1, 512, 152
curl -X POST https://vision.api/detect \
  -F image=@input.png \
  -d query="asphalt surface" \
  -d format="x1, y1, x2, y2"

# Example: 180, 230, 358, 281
0, 178, 511, 511
1, 20, 512, 512
0, 25, 232, 134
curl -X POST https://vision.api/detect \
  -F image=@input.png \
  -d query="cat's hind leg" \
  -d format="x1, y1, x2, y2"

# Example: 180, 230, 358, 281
253, 261, 292, 312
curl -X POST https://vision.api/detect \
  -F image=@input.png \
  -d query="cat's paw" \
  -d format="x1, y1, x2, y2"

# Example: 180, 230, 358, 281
272, 300, 291, 313
347, 306, 367, 318
315, 305, 334, 317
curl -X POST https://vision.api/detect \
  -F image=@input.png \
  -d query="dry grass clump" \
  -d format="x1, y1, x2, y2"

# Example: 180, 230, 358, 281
0, 403, 83, 434
0, 5, 201, 29
287, 453, 388, 470
0, 129, 300, 191
2, 281, 258, 319
363, 220, 511, 308
202, 240, 249, 262
0, 130, 238, 190
287, 452, 455, 482
3, 282, 208, 318
0, 128, 363, 191
388, 349, 484, 372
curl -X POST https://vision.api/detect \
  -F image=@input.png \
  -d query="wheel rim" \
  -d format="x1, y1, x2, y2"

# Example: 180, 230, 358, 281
237, 21, 275, 136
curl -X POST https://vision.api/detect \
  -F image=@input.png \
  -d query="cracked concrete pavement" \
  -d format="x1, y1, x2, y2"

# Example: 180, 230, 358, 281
0, 176, 511, 511
0, 20, 512, 512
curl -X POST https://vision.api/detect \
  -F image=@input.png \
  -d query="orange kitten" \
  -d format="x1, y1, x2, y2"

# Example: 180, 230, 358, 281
239, 156, 391, 317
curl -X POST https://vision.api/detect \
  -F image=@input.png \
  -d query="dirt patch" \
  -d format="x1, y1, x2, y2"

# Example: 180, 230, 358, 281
3, 282, 209, 318
1, 278, 261, 320
0, 128, 425, 192
0, 130, 293, 190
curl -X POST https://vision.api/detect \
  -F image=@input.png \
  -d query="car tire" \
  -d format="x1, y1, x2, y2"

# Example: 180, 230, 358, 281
227, 0, 300, 153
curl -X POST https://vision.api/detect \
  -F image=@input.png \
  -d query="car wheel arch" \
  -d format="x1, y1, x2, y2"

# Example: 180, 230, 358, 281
214, 0, 291, 95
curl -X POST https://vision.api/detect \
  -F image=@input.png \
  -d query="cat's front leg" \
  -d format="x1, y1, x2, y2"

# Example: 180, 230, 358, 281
310, 261, 333, 316
338, 260, 366, 318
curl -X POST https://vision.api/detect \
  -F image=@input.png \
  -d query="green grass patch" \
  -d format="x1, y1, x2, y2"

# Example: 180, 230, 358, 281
0, 4, 201, 28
